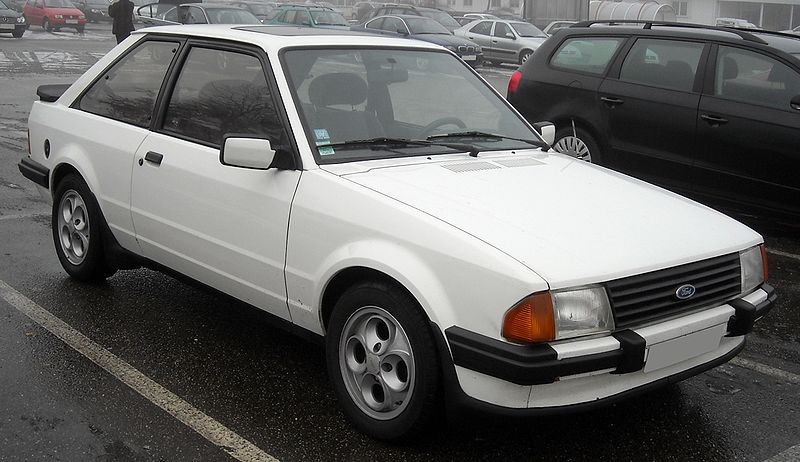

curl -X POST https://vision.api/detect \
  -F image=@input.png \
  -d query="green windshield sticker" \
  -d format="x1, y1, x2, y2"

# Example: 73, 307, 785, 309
318, 146, 335, 156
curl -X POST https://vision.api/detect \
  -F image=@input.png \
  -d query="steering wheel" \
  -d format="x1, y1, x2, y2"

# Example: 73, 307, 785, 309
419, 117, 467, 138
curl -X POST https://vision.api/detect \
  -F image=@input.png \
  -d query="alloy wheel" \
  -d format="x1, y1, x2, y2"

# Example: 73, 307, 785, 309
554, 135, 592, 162
57, 190, 90, 265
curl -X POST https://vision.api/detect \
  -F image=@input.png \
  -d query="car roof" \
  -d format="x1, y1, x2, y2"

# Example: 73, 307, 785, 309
135, 24, 445, 52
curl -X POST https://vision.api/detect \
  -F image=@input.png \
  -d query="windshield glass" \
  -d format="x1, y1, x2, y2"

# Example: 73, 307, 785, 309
47, 0, 76, 7
511, 22, 546, 37
311, 10, 348, 25
283, 48, 539, 164
206, 8, 260, 24
0, 0, 9, 8
406, 17, 449, 34
421, 10, 459, 28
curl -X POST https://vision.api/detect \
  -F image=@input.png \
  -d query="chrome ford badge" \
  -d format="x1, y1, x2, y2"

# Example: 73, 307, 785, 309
675, 284, 696, 300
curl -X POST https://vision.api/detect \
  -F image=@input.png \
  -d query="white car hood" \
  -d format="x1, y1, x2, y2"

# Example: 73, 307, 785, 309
334, 152, 761, 288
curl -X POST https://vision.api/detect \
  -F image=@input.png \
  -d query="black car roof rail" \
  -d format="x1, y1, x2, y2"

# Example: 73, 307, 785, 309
571, 20, 768, 45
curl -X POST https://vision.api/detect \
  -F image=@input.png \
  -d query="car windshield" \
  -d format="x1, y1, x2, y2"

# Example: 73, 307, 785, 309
511, 22, 546, 37
46, 0, 76, 7
283, 48, 540, 163
310, 10, 347, 25
205, 7, 260, 23
421, 10, 459, 28
0, 0, 9, 8
406, 17, 449, 34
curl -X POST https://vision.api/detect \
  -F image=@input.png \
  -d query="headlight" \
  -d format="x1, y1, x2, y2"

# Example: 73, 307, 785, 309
16, 16, 25, 23
502, 286, 614, 344
475, 46, 482, 53
79, 15, 85, 19
740, 244, 767, 295
54, 14, 63, 18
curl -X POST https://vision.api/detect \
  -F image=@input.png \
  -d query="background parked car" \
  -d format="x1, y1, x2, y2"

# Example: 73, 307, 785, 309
0, 0, 27, 37
225, 1, 276, 23
507, 21, 800, 227
716, 17, 758, 29
22, 0, 86, 32
781, 25, 800, 35
73, 0, 110, 22
454, 18, 547, 65
136, 2, 260, 26
366, 4, 460, 32
353, 14, 483, 66
268, 3, 349, 29
542, 19, 576, 35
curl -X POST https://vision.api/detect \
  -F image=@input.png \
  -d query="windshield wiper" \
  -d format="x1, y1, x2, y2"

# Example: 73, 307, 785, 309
426, 131, 547, 150
317, 137, 480, 156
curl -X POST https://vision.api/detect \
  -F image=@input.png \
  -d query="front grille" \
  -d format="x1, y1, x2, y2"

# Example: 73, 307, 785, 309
606, 253, 741, 329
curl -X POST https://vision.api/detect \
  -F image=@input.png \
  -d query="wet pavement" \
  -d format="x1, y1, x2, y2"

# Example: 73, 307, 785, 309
0, 25, 798, 462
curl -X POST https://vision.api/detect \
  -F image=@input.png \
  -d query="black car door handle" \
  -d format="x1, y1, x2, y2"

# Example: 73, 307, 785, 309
144, 151, 164, 165
601, 96, 624, 106
700, 114, 729, 125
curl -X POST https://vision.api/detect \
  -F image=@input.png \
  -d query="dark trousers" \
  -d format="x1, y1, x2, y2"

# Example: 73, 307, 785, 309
115, 32, 129, 44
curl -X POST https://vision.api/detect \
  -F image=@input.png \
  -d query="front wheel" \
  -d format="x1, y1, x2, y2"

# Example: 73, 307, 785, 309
42, 17, 51, 31
52, 174, 116, 281
326, 281, 441, 441
553, 126, 601, 163
519, 49, 532, 65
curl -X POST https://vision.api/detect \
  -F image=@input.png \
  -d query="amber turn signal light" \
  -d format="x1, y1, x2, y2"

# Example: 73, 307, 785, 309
502, 292, 556, 344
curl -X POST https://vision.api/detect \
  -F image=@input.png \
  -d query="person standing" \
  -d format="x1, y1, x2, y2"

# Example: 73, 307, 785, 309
108, 0, 134, 44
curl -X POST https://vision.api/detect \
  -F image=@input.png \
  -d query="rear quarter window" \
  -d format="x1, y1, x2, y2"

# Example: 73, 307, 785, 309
550, 37, 623, 75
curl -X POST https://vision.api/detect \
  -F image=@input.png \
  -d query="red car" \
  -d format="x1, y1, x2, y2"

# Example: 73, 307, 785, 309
23, 0, 85, 32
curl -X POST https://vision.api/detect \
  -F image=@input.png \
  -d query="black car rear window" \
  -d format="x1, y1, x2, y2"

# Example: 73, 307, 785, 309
550, 37, 623, 75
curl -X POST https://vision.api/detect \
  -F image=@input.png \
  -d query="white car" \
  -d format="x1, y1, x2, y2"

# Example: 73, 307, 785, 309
19, 24, 775, 440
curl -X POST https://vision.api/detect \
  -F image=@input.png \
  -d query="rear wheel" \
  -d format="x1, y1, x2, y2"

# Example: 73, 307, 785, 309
519, 49, 533, 64
52, 174, 116, 281
42, 17, 51, 31
553, 126, 601, 163
326, 280, 441, 441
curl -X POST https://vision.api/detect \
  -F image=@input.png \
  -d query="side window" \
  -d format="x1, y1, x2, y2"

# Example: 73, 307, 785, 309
79, 40, 179, 127
619, 38, 704, 91
382, 17, 404, 33
365, 17, 382, 30
469, 20, 491, 35
715, 46, 800, 111
163, 47, 282, 147
186, 6, 207, 24
163, 7, 178, 22
550, 37, 623, 75
282, 10, 294, 23
294, 10, 311, 25
493, 22, 511, 38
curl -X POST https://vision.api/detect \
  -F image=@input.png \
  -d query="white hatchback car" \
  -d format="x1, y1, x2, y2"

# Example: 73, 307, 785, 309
19, 25, 775, 440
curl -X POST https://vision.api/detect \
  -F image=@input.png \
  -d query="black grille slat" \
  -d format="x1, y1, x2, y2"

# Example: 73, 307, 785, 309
606, 253, 741, 329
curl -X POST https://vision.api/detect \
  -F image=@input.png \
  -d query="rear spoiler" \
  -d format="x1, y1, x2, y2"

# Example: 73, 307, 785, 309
36, 84, 71, 102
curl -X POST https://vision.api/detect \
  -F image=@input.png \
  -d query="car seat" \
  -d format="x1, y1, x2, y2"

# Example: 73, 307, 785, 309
307, 72, 384, 143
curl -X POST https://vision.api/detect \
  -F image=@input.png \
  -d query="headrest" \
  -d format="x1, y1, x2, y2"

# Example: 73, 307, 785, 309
308, 73, 368, 107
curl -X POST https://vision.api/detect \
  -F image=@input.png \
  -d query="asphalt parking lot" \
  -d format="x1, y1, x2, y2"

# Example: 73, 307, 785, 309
0, 23, 798, 461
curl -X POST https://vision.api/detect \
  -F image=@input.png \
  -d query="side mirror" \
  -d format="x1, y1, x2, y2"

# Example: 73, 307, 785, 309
791, 95, 800, 111
531, 121, 555, 145
220, 136, 276, 169
505, 32, 515, 39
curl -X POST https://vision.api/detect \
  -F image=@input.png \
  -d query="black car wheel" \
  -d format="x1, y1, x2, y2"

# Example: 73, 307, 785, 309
42, 17, 51, 31
553, 126, 601, 163
326, 280, 442, 441
52, 174, 116, 281
519, 49, 533, 64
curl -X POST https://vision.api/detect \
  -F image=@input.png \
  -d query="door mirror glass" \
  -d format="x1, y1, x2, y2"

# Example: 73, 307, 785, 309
791, 95, 800, 110
505, 32, 515, 39
532, 121, 555, 145
220, 137, 276, 169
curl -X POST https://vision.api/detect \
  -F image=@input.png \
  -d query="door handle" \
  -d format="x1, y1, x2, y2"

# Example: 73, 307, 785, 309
601, 96, 624, 106
700, 114, 729, 126
144, 151, 164, 165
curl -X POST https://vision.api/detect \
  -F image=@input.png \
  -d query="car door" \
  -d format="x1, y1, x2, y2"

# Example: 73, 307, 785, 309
694, 44, 800, 222
598, 37, 707, 194
70, 38, 182, 253
29, 0, 43, 24
490, 22, 518, 63
130, 43, 301, 321
462, 20, 493, 58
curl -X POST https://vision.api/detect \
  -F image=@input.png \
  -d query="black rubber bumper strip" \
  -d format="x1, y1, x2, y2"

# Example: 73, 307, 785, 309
18, 158, 49, 189
445, 326, 646, 386
727, 283, 776, 337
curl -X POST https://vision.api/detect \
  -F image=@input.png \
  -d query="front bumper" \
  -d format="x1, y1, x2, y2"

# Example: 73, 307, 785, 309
441, 283, 775, 412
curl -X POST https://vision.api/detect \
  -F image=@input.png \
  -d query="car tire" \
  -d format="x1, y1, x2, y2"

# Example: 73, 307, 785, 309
52, 174, 116, 282
519, 49, 533, 65
326, 280, 442, 441
553, 126, 601, 163
42, 17, 51, 31
12, 29, 24, 38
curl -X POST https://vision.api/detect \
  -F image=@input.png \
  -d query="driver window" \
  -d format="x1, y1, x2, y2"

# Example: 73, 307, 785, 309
381, 17, 404, 33
365, 18, 383, 30
79, 40, 179, 127
186, 6, 207, 24
493, 22, 511, 38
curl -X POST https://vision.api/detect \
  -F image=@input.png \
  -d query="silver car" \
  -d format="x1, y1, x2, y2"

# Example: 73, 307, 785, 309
454, 18, 547, 65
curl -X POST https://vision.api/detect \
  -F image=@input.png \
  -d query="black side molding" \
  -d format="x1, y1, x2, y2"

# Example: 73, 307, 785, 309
36, 84, 71, 103
18, 158, 49, 189
727, 283, 777, 336
445, 326, 646, 385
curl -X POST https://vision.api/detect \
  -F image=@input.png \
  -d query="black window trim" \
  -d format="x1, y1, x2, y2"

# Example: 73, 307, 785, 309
546, 34, 630, 79
153, 36, 302, 170
610, 36, 710, 94
71, 34, 187, 129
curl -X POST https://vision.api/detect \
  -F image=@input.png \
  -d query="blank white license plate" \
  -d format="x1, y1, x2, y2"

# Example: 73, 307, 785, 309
643, 323, 726, 373
461, 54, 476, 61
66, 19, 78, 24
